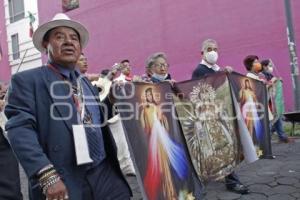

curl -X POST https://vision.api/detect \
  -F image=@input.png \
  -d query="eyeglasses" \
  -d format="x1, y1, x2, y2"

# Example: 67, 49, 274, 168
154, 63, 169, 68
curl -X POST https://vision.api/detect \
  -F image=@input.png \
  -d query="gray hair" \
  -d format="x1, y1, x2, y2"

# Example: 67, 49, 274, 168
146, 52, 167, 68
201, 39, 218, 52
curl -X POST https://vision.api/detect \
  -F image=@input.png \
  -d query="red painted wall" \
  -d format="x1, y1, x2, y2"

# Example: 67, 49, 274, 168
37, 0, 300, 111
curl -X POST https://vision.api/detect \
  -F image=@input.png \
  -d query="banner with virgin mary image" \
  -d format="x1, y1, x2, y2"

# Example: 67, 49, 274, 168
113, 82, 203, 200
173, 72, 257, 183
228, 72, 273, 158
267, 78, 285, 124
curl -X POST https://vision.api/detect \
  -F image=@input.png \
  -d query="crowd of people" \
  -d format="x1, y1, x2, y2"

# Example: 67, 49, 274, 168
0, 13, 293, 200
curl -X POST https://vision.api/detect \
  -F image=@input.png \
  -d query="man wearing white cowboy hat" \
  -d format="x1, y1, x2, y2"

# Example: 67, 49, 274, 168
4, 13, 131, 200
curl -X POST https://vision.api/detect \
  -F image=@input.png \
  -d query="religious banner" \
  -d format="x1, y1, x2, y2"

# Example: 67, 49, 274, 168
268, 78, 285, 123
114, 82, 203, 200
228, 72, 273, 158
274, 80, 285, 117
173, 72, 257, 183
113, 72, 272, 199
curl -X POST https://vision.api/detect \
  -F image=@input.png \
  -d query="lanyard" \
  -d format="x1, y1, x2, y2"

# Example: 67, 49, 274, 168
47, 64, 85, 123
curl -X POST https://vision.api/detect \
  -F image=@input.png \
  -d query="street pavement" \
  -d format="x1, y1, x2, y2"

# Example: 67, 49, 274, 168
203, 138, 300, 200
20, 138, 300, 200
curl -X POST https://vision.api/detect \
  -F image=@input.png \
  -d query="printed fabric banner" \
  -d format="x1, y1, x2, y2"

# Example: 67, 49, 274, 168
268, 79, 285, 123
228, 72, 273, 158
113, 72, 272, 199
173, 72, 257, 183
114, 82, 203, 200
274, 80, 285, 116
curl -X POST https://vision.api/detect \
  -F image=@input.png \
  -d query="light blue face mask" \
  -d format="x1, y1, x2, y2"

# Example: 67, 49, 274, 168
152, 73, 167, 81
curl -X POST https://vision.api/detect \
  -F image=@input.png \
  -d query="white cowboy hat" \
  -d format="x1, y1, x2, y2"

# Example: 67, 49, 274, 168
33, 13, 89, 52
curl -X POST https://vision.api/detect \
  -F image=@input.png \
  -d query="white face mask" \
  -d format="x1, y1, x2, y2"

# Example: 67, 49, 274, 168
205, 51, 218, 65
152, 73, 167, 81
268, 67, 274, 73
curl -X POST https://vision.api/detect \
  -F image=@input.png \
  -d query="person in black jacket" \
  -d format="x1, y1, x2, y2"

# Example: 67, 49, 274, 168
192, 39, 234, 78
192, 39, 249, 195
0, 85, 23, 200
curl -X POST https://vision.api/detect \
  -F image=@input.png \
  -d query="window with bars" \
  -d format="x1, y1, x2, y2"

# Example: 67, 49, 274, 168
8, 0, 25, 23
11, 34, 20, 60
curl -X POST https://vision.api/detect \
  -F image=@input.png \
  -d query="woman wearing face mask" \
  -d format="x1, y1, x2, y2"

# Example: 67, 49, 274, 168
261, 59, 283, 86
261, 59, 276, 82
261, 59, 293, 143
243, 55, 265, 81
145, 52, 174, 83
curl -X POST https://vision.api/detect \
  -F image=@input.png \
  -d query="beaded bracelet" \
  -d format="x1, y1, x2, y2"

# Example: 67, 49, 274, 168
37, 164, 54, 176
42, 175, 61, 195
39, 169, 57, 183
38, 167, 55, 179
40, 173, 59, 188
42, 175, 59, 188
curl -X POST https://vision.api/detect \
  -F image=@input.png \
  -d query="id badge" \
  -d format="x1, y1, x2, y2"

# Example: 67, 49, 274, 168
72, 124, 93, 165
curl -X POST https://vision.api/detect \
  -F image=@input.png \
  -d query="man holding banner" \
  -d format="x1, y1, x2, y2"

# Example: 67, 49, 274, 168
192, 39, 249, 194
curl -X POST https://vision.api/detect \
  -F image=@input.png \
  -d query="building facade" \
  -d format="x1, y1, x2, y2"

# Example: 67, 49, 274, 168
1, 0, 300, 111
0, 0, 41, 80
0, 2, 10, 81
